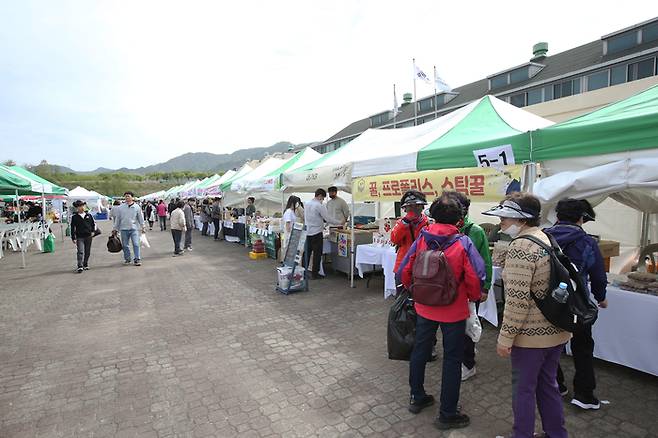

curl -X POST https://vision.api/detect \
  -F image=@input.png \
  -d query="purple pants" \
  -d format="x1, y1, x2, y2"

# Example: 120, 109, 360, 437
511, 344, 568, 438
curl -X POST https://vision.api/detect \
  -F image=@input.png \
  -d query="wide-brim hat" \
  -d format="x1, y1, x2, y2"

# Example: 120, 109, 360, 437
482, 199, 539, 219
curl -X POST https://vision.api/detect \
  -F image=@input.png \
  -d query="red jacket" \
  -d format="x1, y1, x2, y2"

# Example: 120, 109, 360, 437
399, 223, 484, 323
391, 214, 429, 273
156, 203, 168, 217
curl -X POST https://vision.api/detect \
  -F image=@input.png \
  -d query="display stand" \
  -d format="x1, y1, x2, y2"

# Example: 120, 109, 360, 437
276, 222, 308, 295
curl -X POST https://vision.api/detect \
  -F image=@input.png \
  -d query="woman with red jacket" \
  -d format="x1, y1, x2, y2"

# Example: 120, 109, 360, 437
398, 193, 485, 431
391, 190, 429, 274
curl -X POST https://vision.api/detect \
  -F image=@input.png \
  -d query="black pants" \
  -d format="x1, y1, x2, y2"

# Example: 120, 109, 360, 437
201, 222, 209, 236
305, 232, 324, 276
213, 218, 221, 239
557, 324, 596, 398
171, 230, 183, 254
159, 216, 166, 231
463, 301, 480, 370
75, 236, 92, 268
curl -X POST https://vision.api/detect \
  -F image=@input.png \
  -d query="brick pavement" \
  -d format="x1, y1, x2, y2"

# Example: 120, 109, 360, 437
0, 222, 656, 437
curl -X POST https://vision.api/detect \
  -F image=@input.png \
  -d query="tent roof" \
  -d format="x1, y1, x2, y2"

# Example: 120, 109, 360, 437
0, 165, 33, 194
230, 158, 286, 192
68, 186, 97, 198
532, 83, 658, 161
219, 165, 254, 192
246, 148, 322, 192
6, 166, 68, 195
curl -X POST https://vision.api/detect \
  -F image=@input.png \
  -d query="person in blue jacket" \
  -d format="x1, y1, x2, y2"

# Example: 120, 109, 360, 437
545, 198, 608, 411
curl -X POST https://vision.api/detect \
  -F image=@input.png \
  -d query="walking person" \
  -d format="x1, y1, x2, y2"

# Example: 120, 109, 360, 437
145, 202, 155, 231
70, 200, 95, 273
545, 198, 608, 410
111, 191, 145, 266
170, 201, 186, 256
303, 188, 342, 279
157, 199, 168, 231
200, 199, 211, 236
483, 192, 570, 438
211, 197, 223, 241
398, 193, 485, 431
183, 198, 195, 251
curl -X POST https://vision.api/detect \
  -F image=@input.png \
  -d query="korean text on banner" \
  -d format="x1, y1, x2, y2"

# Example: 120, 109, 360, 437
352, 165, 523, 202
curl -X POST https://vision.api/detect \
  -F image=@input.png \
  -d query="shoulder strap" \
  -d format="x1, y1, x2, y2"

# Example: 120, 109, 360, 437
513, 234, 553, 254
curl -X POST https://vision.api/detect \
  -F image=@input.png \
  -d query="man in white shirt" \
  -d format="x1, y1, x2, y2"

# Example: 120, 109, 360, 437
326, 186, 350, 225
304, 188, 342, 279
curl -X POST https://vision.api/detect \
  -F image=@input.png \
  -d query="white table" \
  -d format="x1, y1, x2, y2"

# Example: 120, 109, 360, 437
355, 244, 397, 298
588, 286, 658, 376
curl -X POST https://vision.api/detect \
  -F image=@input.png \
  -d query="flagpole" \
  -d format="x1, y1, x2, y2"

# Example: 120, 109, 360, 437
393, 84, 397, 128
433, 65, 438, 119
413, 58, 417, 126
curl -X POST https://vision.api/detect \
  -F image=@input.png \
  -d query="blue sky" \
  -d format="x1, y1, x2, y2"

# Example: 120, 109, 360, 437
0, 1, 653, 171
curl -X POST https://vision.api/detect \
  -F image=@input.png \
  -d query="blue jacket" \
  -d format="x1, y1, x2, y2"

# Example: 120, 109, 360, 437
544, 222, 607, 302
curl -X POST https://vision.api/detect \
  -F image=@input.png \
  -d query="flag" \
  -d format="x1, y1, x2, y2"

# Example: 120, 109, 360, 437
414, 65, 432, 85
434, 70, 452, 93
393, 84, 399, 116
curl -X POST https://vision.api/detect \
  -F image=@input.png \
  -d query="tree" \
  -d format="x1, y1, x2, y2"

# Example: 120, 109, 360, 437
2, 159, 16, 166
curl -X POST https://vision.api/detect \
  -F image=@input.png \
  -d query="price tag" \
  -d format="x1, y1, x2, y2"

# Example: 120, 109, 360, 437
473, 144, 515, 168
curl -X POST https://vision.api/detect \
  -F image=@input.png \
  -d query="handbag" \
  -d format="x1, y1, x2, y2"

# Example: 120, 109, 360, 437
93, 226, 102, 237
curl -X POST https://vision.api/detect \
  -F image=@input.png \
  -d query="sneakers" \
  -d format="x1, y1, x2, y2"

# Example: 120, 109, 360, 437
571, 395, 601, 410
558, 382, 569, 397
173, 251, 184, 257
185, 247, 193, 251
124, 260, 132, 265
435, 413, 470, 430
408, 394, 435, 414
461, 365, 476, 381
134, 260, 142, 266
76, 267, 83, 273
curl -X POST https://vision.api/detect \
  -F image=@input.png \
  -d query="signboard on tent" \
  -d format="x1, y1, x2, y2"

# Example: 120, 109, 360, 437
352, 165, 522, 202
283, 163, 353, 192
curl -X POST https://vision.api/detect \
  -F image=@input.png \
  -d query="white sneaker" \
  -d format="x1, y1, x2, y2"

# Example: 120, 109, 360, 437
461, 365, 476, 381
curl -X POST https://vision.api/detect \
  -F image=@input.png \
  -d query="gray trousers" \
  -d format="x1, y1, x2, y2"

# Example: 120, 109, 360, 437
185, 228, 193, 248
76, 236, 93, 268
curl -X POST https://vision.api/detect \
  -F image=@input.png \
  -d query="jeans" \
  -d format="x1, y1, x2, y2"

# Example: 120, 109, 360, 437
304, 233, 323, 276
557, 324, 596, 398
463, 301, 480, 369
184, 227, 193, 248
171, 229, 182, 253
201, 221, 209, 236
75, 236, 92, 268
159, 216, 167, 231
511, 344, 567, 438
409, 314, 465, 418
120, 229, 141, 262
213, 218, 221, 239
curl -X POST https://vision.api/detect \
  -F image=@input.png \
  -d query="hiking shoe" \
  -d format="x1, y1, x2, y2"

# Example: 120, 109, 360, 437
558, 382, 569, 397
76, 267, 83, 273
134, 260, 142, 266
435, 413, 470, 430
461, 365, 476, 381
186, 247, 193, 251
408, 394, 435, 414
571, 395, 600, 410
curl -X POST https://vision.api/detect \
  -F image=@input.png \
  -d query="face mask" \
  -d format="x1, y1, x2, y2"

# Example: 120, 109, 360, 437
501, 223, 522, 238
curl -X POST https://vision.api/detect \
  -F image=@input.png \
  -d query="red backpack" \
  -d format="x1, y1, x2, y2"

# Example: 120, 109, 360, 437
411, 235, 461, 306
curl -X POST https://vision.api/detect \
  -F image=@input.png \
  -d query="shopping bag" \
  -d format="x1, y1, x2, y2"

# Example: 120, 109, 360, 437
387, 289, 417, 361
465, 301, 482, 342
43, 233, 55, 253
140, 233, 150, 248
107, 235, 122, 253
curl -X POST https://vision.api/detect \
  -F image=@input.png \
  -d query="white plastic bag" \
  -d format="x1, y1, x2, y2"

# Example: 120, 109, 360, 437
140, 233, 150, 248
465, 302, 482, 342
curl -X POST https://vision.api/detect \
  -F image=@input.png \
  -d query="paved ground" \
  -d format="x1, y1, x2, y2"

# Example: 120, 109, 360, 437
1, 221, 656, 438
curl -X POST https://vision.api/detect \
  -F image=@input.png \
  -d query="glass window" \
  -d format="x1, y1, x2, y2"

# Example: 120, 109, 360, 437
553, 83, 562, 99
607, 31, 637, 54
490, 75, 508, 89
435, 94, 444, 107
642, 21, 658, 43
638, 58, 655, 79
543, 85, 553, 101
587, 71, 609, 91
561, 80, 573, 97
527, 88, 543, 105
573, 78, 581, 94
510, 93, 526, 107
509, 67, 529, 84
610, 65, 626, 85
418, 99, 433, 112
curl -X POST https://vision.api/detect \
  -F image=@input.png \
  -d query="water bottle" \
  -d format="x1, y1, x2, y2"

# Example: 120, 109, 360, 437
551, 282, 569, 303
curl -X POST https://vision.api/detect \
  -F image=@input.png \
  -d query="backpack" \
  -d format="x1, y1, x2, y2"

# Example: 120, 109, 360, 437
107, 235, 123, 253
411, 235, 461, 306
514, 232, 598, 332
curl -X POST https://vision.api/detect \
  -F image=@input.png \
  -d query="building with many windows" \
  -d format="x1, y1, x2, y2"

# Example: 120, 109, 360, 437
313, 17, 658, 154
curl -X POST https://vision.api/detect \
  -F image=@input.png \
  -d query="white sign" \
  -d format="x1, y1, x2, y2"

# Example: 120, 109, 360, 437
473, 144, 515, 168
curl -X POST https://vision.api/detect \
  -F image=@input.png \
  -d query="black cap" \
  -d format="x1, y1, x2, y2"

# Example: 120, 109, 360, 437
555, 198, 596, 223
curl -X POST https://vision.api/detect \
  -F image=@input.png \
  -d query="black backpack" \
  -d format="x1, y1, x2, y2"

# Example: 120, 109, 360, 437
514, 232, 598, 332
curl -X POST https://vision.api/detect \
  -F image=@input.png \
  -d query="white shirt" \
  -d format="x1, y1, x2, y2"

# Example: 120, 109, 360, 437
326, 196, 350, 224
304, 198, 341, 236
282, 209, 296, 231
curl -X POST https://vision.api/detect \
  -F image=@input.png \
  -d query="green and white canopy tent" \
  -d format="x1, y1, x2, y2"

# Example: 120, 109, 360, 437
201, 170, 237, 196
2, 166, 68, 196
218, 164, 254, 193
230, 157, 287, 193
247, 147, 321, 192
0, 165, 33, 194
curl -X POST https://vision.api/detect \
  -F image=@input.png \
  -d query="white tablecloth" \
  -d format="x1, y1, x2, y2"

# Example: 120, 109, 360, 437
193, 216, 215, 235
355, 244, 397, 298
477, 266, 503, 327
588, 286, 658, 376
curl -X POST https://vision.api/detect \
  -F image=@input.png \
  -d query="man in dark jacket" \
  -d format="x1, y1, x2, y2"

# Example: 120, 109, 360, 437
545, 198, 608, 411
70, 200, 96, 273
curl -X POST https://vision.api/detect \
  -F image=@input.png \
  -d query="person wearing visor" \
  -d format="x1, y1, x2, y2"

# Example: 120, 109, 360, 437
483, 192, 570, 438
391, 190, 430, 274
545, 198, 607, 410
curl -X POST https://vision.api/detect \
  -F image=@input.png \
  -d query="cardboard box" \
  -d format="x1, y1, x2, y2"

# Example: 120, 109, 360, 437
598, 240, 620, 258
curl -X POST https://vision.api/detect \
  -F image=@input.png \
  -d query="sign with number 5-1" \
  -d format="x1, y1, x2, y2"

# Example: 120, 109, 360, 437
473, 144, 515, 168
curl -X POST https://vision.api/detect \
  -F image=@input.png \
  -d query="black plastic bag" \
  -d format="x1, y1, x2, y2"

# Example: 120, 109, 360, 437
387, 290, 417, 361
107, 235, 123, 253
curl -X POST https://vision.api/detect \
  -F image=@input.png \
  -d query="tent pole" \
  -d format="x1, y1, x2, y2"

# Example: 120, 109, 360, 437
350, 197, 355, 288
16, 189, 26, 268
640, 212, 650, 249
41, 189, 46, 252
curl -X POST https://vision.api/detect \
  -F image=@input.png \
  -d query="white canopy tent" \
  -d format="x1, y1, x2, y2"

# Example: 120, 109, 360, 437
68, 186, 108, 214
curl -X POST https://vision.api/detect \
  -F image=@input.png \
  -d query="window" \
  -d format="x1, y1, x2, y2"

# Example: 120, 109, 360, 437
543, 85, 554, 101
418, 98, 433, 112
561, 81, 573, 98
610, 65, 626, 85
527, 88, 543, 105
490, 75, 508, 89
628, 58, 656, 81
587, 70, 609, 91
510, 67, 530, 84
607, 31, 637, 54
510, 93, 526, 107
435, 94, 444, 107
642, 21, 658, 43
573, 78, 581, 94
